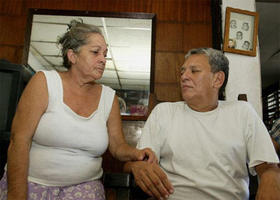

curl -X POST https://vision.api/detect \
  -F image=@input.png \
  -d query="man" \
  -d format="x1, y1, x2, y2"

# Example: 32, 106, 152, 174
236, 31, 243, 40
124, 48, 280, 200
242, 41, 250, 51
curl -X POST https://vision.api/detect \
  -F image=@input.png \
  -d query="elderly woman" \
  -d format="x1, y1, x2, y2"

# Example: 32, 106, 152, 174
0, 19, 156, 200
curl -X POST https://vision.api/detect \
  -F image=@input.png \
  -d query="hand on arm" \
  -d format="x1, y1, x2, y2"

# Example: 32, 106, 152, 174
130, 147, 158, 163
107, 95, 157, 163
7, 72, 48, 200
255, 162, 280, 200
123, 161, 173, 199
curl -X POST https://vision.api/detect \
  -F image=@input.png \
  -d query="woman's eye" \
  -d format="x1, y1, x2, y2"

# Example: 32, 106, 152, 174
91, 51, 98, 54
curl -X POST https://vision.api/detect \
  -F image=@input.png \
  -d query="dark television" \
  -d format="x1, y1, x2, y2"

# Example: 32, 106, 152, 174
0, 59, 34, 178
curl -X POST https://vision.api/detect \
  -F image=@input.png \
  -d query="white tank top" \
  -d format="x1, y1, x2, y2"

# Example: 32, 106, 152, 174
28, 70, 115, 186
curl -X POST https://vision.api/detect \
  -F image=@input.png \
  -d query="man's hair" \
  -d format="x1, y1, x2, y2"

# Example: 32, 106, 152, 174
184, 48, 229, 97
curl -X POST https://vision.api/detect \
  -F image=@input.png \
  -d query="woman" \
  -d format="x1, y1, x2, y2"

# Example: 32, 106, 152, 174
0, 19, 156, 200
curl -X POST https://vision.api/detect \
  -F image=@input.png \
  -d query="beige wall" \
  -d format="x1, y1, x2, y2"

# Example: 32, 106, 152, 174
222, 0, 263, 117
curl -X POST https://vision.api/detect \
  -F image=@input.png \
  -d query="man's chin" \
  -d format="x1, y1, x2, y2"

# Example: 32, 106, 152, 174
182, 94, 193, 103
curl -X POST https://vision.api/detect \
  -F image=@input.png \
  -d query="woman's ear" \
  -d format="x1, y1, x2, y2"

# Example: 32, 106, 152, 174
67, 49, 77, 65
213, 71, 225, 89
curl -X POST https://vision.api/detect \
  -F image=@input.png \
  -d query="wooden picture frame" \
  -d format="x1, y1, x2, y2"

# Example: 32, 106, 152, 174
223, 7, 259, 56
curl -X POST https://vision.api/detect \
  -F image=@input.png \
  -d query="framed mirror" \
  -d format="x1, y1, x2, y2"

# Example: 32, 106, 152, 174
23, 9, 156, 119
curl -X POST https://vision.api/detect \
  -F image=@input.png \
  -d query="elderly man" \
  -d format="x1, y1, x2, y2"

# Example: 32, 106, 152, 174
124, 48, 280, 200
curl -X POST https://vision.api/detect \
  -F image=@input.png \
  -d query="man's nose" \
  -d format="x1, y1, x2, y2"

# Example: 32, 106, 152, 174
181, 69, 190, 81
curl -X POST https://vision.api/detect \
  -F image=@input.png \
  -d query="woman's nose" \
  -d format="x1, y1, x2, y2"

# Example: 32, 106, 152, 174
100, 54, 106, 64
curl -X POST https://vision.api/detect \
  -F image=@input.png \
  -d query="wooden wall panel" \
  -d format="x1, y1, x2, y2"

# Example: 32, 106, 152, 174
155, 83, 182, 102
0, 46, 22, 63
155, 52, 185, 83
0, 16, 26, 45
149, 0, 185, 22
0, 0, 24, 15
184, 0, 212, 23
156, 22, 184, 52
155, 52, 185, 101
183, 23, 212, 51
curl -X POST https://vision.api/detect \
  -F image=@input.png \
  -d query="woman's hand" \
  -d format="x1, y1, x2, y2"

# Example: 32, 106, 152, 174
133, 148, 158, 163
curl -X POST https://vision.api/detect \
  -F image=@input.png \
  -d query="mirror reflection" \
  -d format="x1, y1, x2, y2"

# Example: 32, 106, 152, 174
26, 10, 154, 116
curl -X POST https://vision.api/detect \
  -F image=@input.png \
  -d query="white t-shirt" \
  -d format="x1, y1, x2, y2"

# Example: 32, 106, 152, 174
137, 101, 279, 200
28, 70, 115, 186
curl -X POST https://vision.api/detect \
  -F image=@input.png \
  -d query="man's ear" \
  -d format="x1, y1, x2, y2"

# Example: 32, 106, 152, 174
67, 49, 77, 65
213, 71, 225, 89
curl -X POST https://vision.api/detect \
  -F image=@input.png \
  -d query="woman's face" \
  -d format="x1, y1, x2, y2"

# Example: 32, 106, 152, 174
71, 33, 108, 81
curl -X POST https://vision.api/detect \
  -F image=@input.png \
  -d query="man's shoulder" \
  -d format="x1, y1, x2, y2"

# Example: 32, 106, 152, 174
151, 101, 185, 117
220, 100, 251, 109
220, 100, 257, 117
154, 101, 185, 111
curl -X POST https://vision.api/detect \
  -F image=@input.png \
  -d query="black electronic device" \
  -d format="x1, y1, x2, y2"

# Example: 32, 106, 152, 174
0, 59, 34, 178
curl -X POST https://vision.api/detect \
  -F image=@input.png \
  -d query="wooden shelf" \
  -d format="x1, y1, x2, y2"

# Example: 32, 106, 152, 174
121, 115, 147, 121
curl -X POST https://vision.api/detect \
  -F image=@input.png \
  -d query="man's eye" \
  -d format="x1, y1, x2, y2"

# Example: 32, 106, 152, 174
180, 68, 185, 75
191, 70, 200, 73
91, 51, 98, 54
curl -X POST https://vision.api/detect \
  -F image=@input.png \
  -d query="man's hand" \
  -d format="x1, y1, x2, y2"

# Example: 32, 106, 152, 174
256, 163, 280, 200
130, 161, 173, 199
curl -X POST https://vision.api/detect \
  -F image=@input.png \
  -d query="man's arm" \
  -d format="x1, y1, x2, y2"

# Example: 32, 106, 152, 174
123, 161, 173, 199
255, 162, 280, 200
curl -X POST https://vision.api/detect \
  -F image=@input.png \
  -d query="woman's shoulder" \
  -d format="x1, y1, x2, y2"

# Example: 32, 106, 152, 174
27, 71, 48, 88
100, 84, 115, 97
101, 84, 115, 92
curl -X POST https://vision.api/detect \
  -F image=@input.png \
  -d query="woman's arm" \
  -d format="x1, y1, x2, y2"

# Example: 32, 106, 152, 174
7, 72, 48, 200
107, 95, 156, 162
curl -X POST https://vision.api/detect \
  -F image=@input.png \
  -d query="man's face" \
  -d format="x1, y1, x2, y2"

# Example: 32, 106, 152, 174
180, 54, 217, 103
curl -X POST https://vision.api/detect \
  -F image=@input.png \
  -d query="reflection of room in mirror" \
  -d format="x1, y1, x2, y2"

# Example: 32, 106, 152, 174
122, 121, 145, 147
28, 14, 152, 92
116, 89, 149, 116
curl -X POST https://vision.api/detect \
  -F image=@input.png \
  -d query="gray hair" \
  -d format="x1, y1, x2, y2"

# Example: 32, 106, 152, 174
57, 19, 103, 69
184, 48, 229, 97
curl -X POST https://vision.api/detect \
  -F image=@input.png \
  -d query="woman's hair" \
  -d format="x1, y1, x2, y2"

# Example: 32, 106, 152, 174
57, 19, 103, 69
184, 48, 229, 97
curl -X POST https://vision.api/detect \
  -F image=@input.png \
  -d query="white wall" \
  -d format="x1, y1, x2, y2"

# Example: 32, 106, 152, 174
222, 0, 263, 117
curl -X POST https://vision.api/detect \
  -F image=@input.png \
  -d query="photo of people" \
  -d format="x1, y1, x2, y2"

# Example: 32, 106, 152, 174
227, 12, 255, 51
224, 8, 258, 55
242, 40, 250, 50
241, 22, 249, 31
228, 38, 236, 49
236, 31, 243, 40
230, 19, 237, 29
